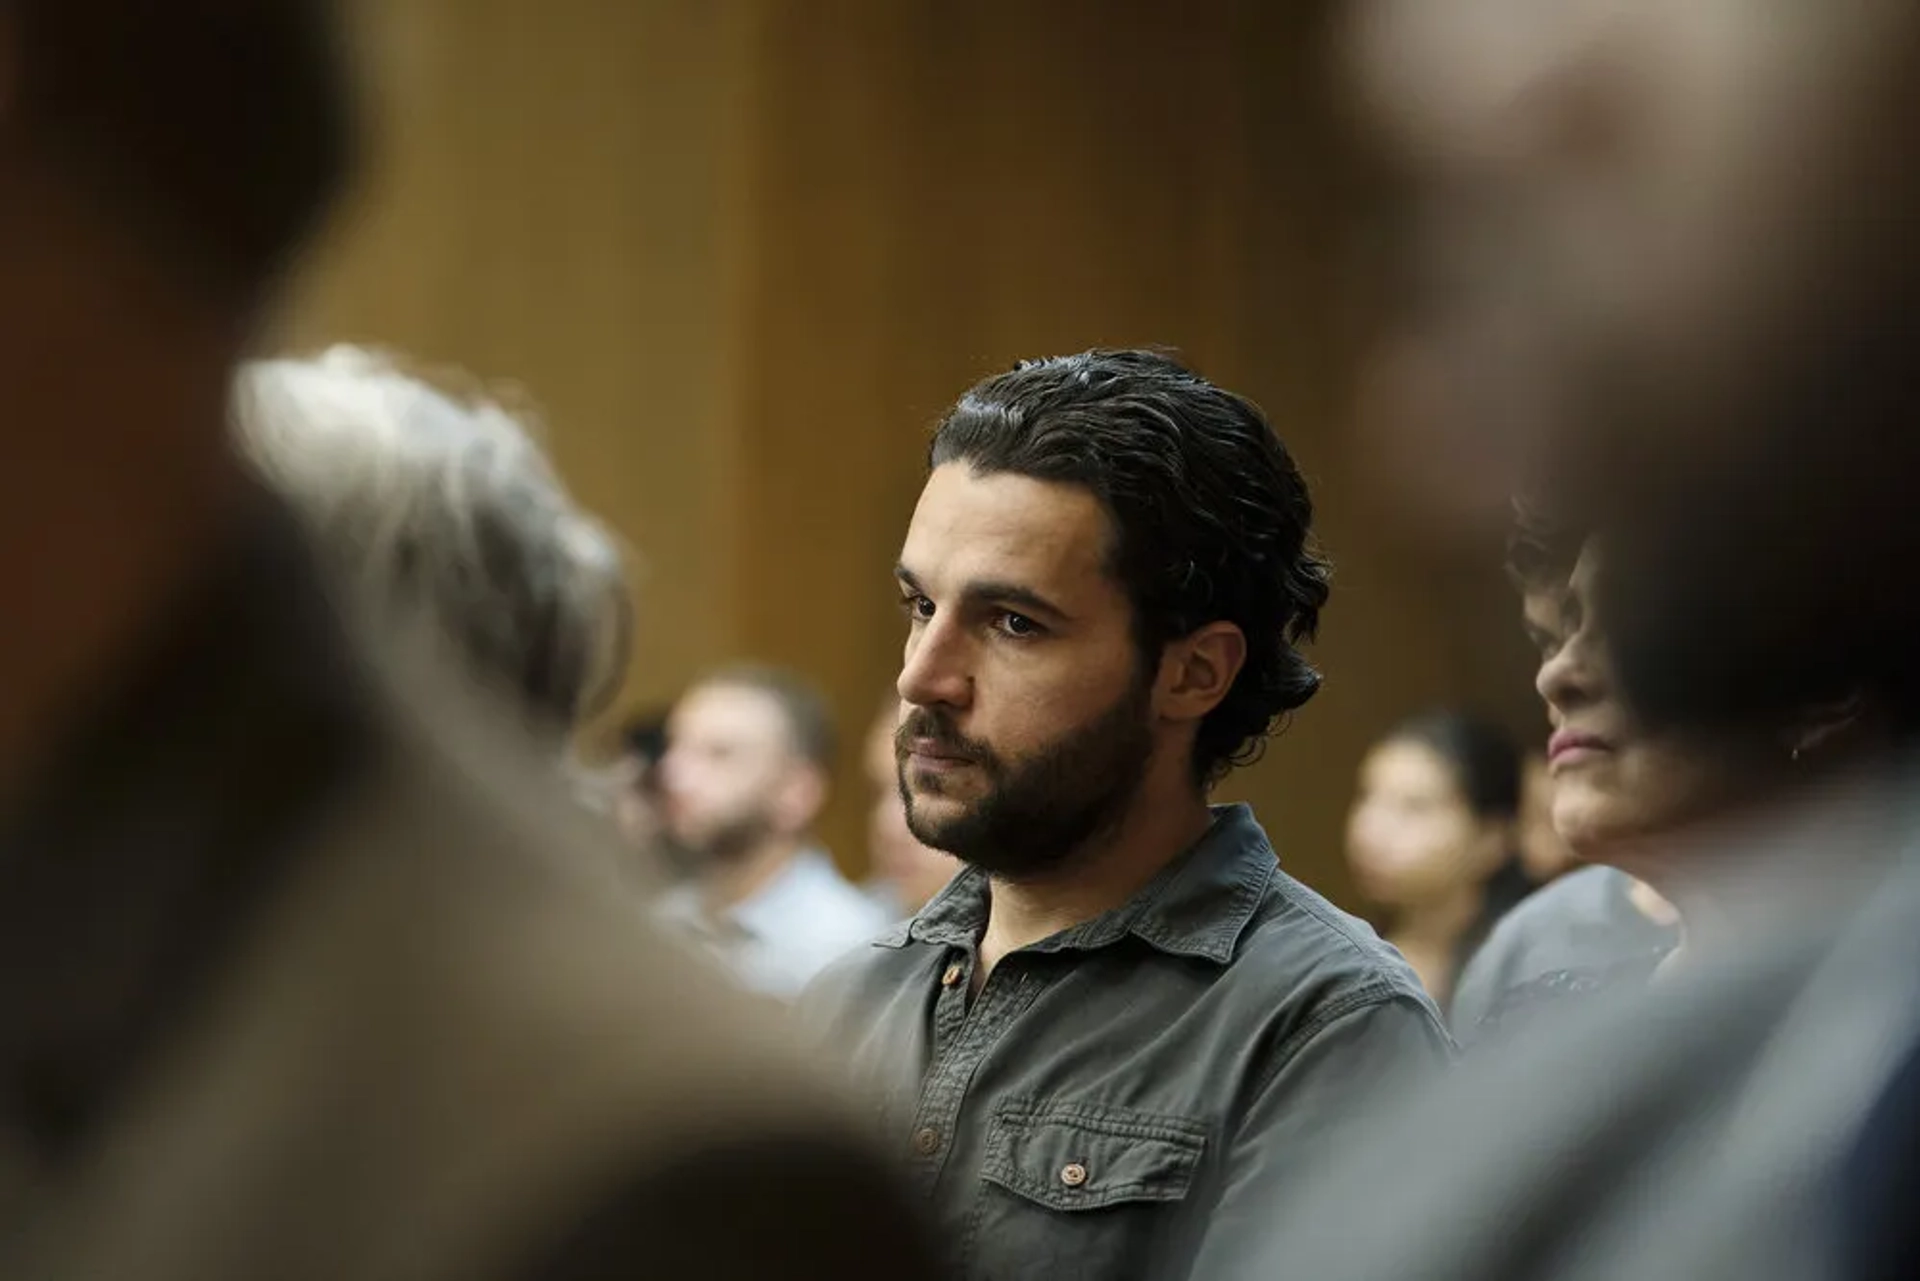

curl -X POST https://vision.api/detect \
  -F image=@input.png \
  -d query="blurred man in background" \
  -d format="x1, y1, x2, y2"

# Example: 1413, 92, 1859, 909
0, 3, 934, 1277
658, 667, 891, 997
1203, 1, 1920, 1276
807, 350, 1448, 1281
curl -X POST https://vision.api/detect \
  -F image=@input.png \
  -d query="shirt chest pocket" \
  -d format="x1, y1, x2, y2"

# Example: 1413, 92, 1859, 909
970, 1101, 1208, 1281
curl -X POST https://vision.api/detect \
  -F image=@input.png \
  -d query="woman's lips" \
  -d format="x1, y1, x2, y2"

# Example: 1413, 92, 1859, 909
1547, 728, 1612, 767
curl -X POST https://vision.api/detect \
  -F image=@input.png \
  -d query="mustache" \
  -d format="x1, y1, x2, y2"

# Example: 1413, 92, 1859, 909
895, 708, 993, 765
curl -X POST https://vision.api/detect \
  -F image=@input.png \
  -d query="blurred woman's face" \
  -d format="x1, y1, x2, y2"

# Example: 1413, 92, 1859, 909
1532, 543, 1771, 857
1346, 740, 1509, 909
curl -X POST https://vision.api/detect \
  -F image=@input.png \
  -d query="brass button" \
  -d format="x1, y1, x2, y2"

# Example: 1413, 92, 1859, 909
941, 963, 964, 988
1060, 1162, 1088, 1188
914, 1126, 942, 1156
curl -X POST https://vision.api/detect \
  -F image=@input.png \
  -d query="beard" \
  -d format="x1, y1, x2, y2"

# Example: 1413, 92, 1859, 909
666, 807, 773, 871
894, 679, 1155, 881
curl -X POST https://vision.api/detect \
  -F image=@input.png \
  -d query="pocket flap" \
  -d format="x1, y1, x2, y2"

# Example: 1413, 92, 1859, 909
981, 1102, 1207, 1212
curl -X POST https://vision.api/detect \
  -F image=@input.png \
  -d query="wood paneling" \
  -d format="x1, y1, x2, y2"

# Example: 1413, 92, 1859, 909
283, 0, 757, 701
283, 0, 1539, 906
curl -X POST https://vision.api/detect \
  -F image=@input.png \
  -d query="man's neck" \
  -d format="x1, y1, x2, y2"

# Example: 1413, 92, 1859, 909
978, 785, 1215, 983
702, 835, 808, 916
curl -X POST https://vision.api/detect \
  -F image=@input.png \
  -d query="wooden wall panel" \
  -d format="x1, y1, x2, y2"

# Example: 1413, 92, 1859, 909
283, 0, 756, 708
284, 0, 1539, 904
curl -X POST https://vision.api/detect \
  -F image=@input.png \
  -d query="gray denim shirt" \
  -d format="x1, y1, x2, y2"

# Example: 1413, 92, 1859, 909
802, 804, 1452, 1281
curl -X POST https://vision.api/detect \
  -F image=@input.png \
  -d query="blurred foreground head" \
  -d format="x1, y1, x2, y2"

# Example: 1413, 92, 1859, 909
0, 0, 351, 313
235, 346, 631, 738
0, 0, 352, 779
1353, 0, 1920, 737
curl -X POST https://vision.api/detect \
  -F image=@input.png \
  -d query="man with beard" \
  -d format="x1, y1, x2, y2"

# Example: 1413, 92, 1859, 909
1196, 1, 1920, 1278
656, 667, 890, 997
803, 349, 1449, 1281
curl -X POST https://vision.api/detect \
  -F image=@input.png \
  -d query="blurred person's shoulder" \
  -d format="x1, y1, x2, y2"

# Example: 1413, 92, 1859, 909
345, 633, 861, 1099
368, 685, 938, 1281
39, 623, 927, 1281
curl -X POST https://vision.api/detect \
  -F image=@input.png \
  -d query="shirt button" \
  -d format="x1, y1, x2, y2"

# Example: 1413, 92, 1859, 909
914, 1127, 942, 1156
1060, 1162, 1089, 1188
941, 963, 964, 988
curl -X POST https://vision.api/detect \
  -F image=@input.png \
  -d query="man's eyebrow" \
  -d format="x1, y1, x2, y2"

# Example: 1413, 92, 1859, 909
958, 578, 1071, 624
893, 565, 1071, 624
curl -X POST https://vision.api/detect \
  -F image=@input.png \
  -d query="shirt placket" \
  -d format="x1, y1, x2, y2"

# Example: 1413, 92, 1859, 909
904, 947, 1047, 1200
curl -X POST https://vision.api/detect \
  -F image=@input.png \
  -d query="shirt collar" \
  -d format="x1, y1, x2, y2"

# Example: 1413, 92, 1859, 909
877, 803, 1275, 966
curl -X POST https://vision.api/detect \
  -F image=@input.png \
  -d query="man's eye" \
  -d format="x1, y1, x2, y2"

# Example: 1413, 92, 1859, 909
901, 594, 934, 620
996, 612, 1040, 639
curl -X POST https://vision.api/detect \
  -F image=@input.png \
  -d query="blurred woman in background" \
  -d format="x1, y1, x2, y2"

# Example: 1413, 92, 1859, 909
1345, 710, 1532, 1009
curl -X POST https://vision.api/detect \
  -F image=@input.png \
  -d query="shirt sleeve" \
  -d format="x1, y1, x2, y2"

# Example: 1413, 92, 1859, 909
504, 1129, 947, 1281
1178, 992, 1457, 1281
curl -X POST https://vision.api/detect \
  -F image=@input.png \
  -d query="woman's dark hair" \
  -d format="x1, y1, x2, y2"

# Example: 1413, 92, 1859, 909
930, 349, 1332, 785
1504, 494, 1586, 596
1385, 709, 1523, 820
1385, 709, 1532, 985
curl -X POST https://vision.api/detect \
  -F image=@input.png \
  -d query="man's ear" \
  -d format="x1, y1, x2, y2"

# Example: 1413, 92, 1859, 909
1156, 621, 1247, 724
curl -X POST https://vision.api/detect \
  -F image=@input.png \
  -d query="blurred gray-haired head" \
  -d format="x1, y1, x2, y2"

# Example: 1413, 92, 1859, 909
233, 345, 632, 737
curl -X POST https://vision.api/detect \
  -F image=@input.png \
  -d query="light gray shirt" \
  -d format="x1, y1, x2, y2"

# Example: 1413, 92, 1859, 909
659, 849, 893, 998
1450, 865, 1679, 1039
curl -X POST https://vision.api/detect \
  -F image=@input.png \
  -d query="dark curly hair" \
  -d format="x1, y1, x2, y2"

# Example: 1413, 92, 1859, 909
1384, 709, 1522, 820
929, 349, 1331, 785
